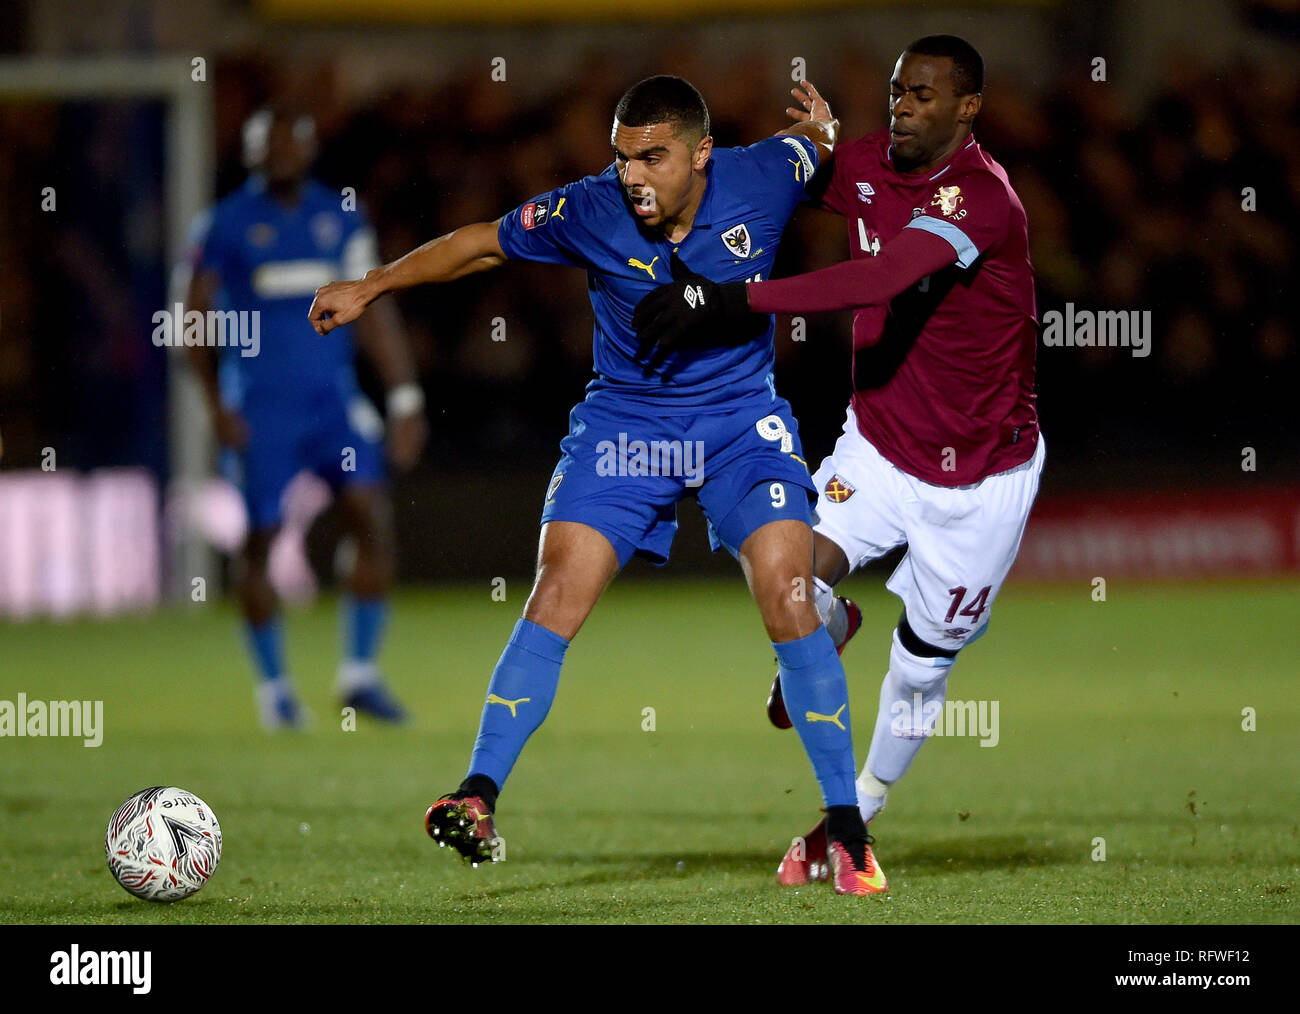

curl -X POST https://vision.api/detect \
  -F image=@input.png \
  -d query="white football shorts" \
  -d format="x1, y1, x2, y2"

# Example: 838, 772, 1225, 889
811, 407, 1045, 652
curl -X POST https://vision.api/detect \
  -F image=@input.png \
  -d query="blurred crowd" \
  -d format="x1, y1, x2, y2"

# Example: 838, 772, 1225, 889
2, 43, 1297, 486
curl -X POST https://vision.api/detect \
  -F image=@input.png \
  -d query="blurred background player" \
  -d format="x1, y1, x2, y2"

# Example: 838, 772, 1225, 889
634, 37, 1042, 892
310, 76, 884, 894
184, 102, 428, 728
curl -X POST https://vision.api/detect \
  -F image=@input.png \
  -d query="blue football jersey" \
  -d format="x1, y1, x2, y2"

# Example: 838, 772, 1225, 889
497, 134, 819, 409
189, 176, 379, 409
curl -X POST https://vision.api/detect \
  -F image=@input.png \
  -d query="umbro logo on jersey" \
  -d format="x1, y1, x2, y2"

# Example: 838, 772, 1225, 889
855, 182, 875, 203
824, 474, 855, 503
721, 222, 752, 259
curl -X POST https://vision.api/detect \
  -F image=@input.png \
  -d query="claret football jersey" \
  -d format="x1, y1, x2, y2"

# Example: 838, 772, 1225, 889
815, 130, 1038, 485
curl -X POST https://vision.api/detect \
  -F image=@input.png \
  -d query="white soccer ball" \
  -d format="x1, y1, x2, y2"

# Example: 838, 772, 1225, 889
105, 786, 222, 902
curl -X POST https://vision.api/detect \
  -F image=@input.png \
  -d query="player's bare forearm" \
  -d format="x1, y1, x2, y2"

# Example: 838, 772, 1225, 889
183, 270, 222, 412
353, 299, 417, 390
369, 220, 507, 292
353, 292, 428, 470
311, 219, 507, 335
183, 267, 249, 448
779, 119, 838, 163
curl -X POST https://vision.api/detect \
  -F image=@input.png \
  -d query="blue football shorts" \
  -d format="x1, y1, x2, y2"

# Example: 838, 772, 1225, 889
540, 387, 816, 567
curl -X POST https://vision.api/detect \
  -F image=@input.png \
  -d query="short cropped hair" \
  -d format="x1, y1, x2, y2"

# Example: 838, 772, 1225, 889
904, 35, 984, 96
614, 76, 710, 145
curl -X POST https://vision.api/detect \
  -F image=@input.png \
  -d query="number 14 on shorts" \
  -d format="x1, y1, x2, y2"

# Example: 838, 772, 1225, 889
945, 585, 991, 624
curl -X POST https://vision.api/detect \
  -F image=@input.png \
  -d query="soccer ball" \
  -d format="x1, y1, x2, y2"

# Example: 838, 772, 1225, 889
104, 786, 222, 902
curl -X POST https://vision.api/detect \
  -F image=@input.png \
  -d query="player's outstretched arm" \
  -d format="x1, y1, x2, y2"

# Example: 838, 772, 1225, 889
745, 228, 957, 314
631, 228, 959, 353
778, 79, 838, 163
310, 219, 507, 335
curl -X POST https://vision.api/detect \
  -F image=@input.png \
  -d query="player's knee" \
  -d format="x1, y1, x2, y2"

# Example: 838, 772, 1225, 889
345, 496, 393, 553
522, 571, 595, 634
755, 568, 816, 625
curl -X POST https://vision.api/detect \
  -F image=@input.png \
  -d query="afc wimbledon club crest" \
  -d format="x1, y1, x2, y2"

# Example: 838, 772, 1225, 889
721, 222, 752, 259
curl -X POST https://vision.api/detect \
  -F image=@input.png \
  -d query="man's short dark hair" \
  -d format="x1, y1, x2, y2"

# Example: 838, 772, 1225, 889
614, 76, 710, 145
904, 35, 984, 96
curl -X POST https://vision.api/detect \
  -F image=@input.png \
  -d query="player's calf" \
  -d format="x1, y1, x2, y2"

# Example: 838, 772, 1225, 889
767, 592, 862, 729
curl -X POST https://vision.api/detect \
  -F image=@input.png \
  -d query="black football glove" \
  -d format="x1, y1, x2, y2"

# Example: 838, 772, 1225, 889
631, 253, 765, 372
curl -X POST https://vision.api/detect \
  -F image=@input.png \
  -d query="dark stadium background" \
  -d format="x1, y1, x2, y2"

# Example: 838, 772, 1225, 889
0, 0, 1296, 591
0, 0, 1297, 948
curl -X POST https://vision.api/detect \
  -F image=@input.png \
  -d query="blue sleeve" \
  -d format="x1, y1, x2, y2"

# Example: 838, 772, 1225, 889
497, 180, 591, 268
736, 134, 821, 218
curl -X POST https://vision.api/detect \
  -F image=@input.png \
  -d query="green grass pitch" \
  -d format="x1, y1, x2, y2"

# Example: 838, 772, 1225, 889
1, 578, 1296, 924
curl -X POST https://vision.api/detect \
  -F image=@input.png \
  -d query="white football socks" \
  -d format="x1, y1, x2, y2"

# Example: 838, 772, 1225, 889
336, 660, 381, 695
813, 577, 849, 647
864, 627, 954, 794
856, 768, 891, 824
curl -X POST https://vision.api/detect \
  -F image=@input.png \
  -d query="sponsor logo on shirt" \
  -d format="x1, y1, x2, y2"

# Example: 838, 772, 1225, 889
855, 181, 875, 203
545, 472, 564, 503
823, 474, 855, 503
930, 185, 966, 220
521, 199, 551, 230
250, 259, 337, 298
721, 222, 753, 259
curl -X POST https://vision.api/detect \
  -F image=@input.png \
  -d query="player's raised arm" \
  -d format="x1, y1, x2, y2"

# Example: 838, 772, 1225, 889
310, 219, 507, 335
777, 79, 838, 163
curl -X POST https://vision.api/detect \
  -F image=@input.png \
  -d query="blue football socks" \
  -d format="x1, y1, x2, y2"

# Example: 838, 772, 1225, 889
245, 617, 285, 682
342, 595, 389, 663
773, 627, 858, 807
467, 619, 569, 792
